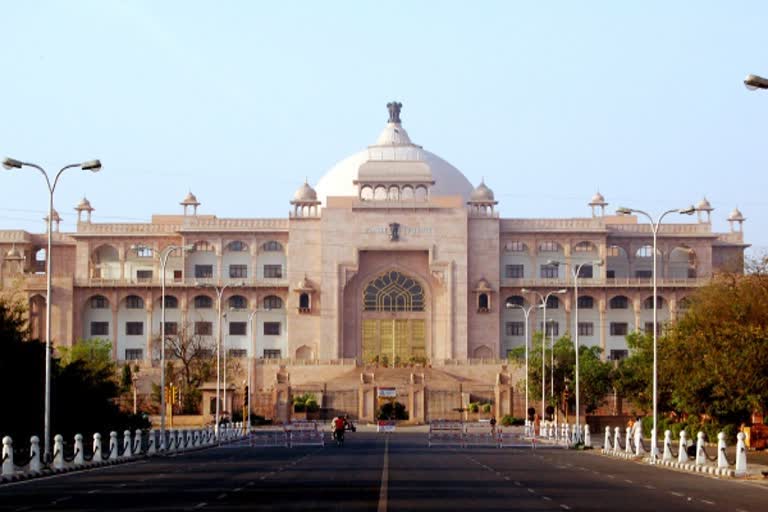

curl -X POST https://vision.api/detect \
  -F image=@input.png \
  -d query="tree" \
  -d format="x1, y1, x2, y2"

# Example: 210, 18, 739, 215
612, 331, 654, 413
59, 337, 114, 376
661, 272, 768, 424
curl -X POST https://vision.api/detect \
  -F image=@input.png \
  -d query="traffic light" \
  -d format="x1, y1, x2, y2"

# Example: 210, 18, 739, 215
244, 385, 249, 407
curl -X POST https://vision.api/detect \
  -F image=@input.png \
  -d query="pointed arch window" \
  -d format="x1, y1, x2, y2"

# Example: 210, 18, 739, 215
363, 271, 424, 312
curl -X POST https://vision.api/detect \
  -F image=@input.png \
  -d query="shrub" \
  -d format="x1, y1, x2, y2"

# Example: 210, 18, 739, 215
468, 402, 480, 413
501, 415, 525, 426
481, 403, 492, 414
378, 401, 408, 420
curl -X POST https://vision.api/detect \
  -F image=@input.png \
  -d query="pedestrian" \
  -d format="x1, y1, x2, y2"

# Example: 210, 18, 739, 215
489, 416, 497, 433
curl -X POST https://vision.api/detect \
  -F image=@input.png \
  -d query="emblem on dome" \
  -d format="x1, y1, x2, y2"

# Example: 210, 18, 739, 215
387, 101, 402, 124
388, 222, 400, 242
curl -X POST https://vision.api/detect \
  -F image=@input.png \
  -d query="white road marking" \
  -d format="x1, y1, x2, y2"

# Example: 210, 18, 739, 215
13, 507, 32, 512
701, 499, 715, 506
624, 479, 633, 484
543, 496, 552, 501
560, 505, 572, 511
233, 487, 242, 492
504, 476, 511, 481
87, 489, 100, 494
114, 483, 127, 488
51, 496, 72, 505
527, 488, 536, 494
514, 481, 523, 487
217, 493, 227, 500
669, 491, 684, 497
377, 436, 390, 512
606, 474, 616, 479
645, 484, 655, 490
245, 482, 254, 487
193, 502, 207, 509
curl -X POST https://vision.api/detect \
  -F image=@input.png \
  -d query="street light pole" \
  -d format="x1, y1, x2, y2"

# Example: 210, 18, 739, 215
3, 157, 101, 462
522, 287, 566, 421
549, 259, 603, 442
617, 205, 695, 459
505, 302, 534, 420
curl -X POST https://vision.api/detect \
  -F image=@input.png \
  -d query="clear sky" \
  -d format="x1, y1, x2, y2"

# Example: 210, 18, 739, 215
1, 1, 766, 253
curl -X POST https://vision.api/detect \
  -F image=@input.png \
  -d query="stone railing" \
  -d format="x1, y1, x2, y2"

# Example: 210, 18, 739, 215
500, 218, 606, 232
255, 358, 358, 367
601, 426, 748, 477
500, 277, 710, 289
437, 358, 508, 366
1, 423, 247, 483
75, 277, 289, 288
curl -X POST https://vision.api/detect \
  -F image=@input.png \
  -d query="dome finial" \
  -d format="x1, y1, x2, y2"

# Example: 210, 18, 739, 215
387, 101, 402, 123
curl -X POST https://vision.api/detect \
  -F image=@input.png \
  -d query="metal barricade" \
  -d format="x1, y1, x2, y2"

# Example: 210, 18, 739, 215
463, 423, 498, 448
428, 421, 464, 447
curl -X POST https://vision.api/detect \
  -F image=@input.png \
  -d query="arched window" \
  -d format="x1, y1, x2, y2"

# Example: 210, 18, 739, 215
299, 293, 310, 310
35, 248, 46, 262
678, 297, 692, 310
263, 295, 283, 310
609, 296, 629, 309
546, 295, 560, 309
133, 246, 153, 258
262, 241, 283, 252
577, 296, 594, 309
363, 270, 425, 312
229, 295, 248, 309
538, 241, 561, 253
125, 295, 144, 309
162, 295, 178, 308
194, 295, 213, 309
574, 241, 596, 253
478, 293, 490, 311
90, 295, 109, 309
193, 241, 214, 252
636, 245, 655, 258
505, 295, 525, 307
226, 240, 248, 252
401, 186, 413, 200
607, 245, 625, 257
361, 186, 374, 200
643, 296, 665, 309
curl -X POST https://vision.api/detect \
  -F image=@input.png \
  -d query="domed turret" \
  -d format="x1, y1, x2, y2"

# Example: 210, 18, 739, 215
5, 245, 22, 260
695, 196, 714, 223
467, 179, 497, 217
727, 207, 746, 233
43, 209, 62, 232
290, 180, 321, 218
180, 191, 200, 216
588, 191, 608, 217
75, 196, 94, 223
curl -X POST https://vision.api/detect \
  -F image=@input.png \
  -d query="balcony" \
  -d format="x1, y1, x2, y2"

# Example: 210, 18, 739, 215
75, 277, 289, 288
500, 277, 709, 289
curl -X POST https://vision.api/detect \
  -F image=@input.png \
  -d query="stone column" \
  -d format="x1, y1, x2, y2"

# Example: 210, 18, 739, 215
112, 300, 120, 360
145, 297, 153, 361
633, 295, 641, 333
598, 297, 607, 360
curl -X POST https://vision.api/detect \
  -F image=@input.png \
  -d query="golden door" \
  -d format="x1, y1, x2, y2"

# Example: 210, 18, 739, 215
362, 319, 426, 363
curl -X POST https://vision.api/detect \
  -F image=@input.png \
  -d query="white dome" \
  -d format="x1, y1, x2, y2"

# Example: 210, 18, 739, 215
292, 181, 318, 203
469, 180, 495, 202
315, 106, 474, 205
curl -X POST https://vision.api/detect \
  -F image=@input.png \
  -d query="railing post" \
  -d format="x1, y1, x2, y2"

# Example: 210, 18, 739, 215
695, 431, 706, 466
634, 425, 645, 457
109, 431, 119, 460
625, 427, 632, 454
186, 429, 193, 450
134, 429, 143, 455
678, 431, 688, 463
93, 433, 103, 462
717, 432, 728, 469
74, 434, 84, 465
123, 430, 133, 458
168, 430, 176, 452
2, 436, 14, 476
147, 430, 156, 455
159, 428, 167, 452
29, 436, 41, 472
604, 426, 612, 451
735, 432, 748, 476
584, 424, 591, 447
53, 434, 64, 469
662, 430, 673, 461
614, 426, 621, 453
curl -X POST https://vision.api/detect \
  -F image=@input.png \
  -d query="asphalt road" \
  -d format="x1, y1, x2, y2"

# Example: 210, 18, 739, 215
0, 432, 766, 511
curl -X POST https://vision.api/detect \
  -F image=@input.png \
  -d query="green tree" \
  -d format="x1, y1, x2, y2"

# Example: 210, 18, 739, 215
613, 331, 654, 413
59, 337, 114, 375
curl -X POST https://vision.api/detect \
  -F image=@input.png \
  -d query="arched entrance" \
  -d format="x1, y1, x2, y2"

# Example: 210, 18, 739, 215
361, 270, 426, 364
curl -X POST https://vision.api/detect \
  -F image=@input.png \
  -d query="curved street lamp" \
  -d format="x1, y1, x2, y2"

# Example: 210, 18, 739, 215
744, 74, 768, 90
522, 287, 567, 421
616, 205, 695, 459
3, 157, 101, 462
505, 301, 535, 421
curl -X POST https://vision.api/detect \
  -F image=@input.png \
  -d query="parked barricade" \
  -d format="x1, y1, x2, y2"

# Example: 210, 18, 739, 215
285, 422, 324, 447
463, 423, 498, 448
427, 421, 464, 447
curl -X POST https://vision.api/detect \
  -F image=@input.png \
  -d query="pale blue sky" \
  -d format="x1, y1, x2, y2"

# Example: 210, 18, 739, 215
1, 1, 766, 252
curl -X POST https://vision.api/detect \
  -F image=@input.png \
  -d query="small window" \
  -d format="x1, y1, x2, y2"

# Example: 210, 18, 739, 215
263, 295, 283, 310
35, 248, 47, 262
577, 322, 594, 336
228, 349, 247, 358
606, 270, 616, 278
643, 296, 665, 309
577, 296, 594, 309
125, 295, 144, 309
90, 296, 109, 309
635, 270, 652, 278
195, 321, 213, 336
136, 270, 153, 282
505, 264, 524, 278
540, 264, 558, 279
546, 296, 560, 309
264, 322, 281, 336
540, 321, 559, 336
135, 247, 153, 258
505, 241, 527, 252
194, 295, 213, 309
609, 296, 628, 309
90, 321, 109, 336
636, 245, 654, 258
164, 322, 178, 336
263, 265, 282, 278
609, 349, 629, 361
607, 246, 624, 257
263, 349, 282, 359
125, 349, 143, 360
262, 241, 283, 252
538, 241, 560, 252
195, 265, 214, 278
505, 321, 524, 336
162, 296, 178, 309
229, 264, 248, 278
478, 293, 490, 312
125, 322, 144, 336
229, 321, 247, 336
299, 293, 310, 311
610, 322, 628, 336
228, 295, 248, 309
193, 241, 214, 252
644, 322, 662, 336
226, 240, 248, 252
577, 265, 593, 279
574, 241, 596, 253
505, 296, 525, 307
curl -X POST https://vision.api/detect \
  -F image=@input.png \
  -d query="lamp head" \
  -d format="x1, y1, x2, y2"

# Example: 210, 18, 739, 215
678, 205, 696, 216
593, 259, 604, 266
744, 74, 768, 90
2, 157, 23, 170
521, 288, 530, 293
81, 160, 102, 172
183, 244, 195, 252
616, 207, 633, 216
546, 260, 561, 267
556, 289, 567, 294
